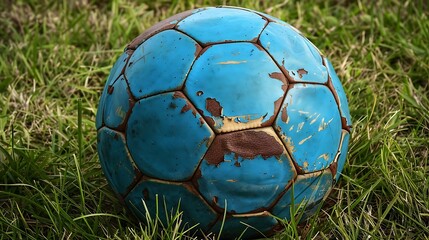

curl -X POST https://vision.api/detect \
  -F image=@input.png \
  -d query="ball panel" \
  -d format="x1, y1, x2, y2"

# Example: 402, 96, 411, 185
176, 7, 267, 45
103, 76, 131, 129
275, 84, 342, 172
197, 128, 296, 213
210, 211, 278, 239
96, 52, 130, 129
126, 30, 201, 99
334, 130, 350, 181
325, 57, 352, 127
125, 179, 217, 232
126, 91, 214, 181
126, 8, 206, 50
97, 127, 139, 196
272, 169, 333, 220
185, 42, 287, 133
260, 22, 328, 83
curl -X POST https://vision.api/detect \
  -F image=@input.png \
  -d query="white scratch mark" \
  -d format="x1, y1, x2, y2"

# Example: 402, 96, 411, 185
310, 113, 320, 125
317, 153, 330, 160
318, 118, 333, 131
217, 60, 247, 65
299, 135, 312, 145
297, 122, 305, 132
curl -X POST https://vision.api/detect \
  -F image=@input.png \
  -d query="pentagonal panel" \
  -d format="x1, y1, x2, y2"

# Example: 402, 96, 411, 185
97, 127, 139, 196
196, 128, 296, 213
125, 179, 217, 232
103, 75, 132, 129
272, 169, 333, 220
275, 84, 342, 172
260, 22, 328, 83
334, 130, 350, 181
185, 42, 287, 133
325, 58, 352, 127
126, 91, 214, 181
176, 7, 267, 45
96, 52, 130, 129
210, 212, 278, 239
125, 30, 201, 99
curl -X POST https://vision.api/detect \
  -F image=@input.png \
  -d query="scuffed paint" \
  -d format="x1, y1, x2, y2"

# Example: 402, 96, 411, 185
209, 114, 266, 133
185, 42, 285, 133
318, 118, 334, 131
298, 135, 313, 145
274, 84, 342, 172
318, 153, 330, 161
198, 128, 296, 213
217, 60, 247, 64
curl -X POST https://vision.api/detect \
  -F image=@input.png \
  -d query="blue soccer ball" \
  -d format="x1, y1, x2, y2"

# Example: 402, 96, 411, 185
96, 6, 352, 239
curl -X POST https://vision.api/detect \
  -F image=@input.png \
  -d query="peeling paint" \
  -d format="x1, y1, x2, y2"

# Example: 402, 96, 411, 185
205, 98, 223, 117
107, 85, 114, 94
211, 114, 266, 133
204, 128, 284, 166
297, 68, 308, 78
283, 136, 295, 153
281, 107, 289, 123
303, 161, 309, 169
268, 72, 287, 85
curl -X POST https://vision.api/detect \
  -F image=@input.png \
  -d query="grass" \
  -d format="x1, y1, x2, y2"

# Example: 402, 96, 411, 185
0, 0, 428, 239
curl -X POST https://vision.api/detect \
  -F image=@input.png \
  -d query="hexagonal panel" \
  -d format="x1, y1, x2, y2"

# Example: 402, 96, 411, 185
97, 127, 139, 196
196, 127, 296, 213
275, 84, 342, 172
185, 42, 287, 133
210, 211, 278, 239
272, 169, 333, 220
125, 179, 217, 232
334, 130, 350, 181
260, 22, 328, 83
125, 30, 201, 99
126, 91, 214, 181
96, 52, 130, 129
103, 75, 132, 129
176, 7, 267, 45
325, 57, 352, 127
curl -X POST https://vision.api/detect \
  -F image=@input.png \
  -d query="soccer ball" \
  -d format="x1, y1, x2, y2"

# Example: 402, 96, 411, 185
96, 6, 351, 239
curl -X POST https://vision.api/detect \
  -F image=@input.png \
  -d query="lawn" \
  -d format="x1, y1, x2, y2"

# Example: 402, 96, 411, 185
0, 0, 428, 239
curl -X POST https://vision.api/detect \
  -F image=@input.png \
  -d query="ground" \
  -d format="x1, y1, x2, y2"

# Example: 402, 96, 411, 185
0, 0, 428, 239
